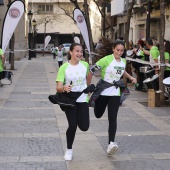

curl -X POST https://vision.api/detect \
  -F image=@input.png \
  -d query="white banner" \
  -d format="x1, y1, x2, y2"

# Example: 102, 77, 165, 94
44, 35, 51, 49
1, 0, 25, 52
73, 9, 90, 54
74, 36, 80, 44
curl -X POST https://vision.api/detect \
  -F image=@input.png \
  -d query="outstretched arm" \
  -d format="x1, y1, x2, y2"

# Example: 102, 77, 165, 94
123, 71, 137, 84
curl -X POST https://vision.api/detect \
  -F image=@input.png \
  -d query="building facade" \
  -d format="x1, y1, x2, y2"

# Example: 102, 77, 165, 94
0, 0, 101, 59
111, 0, 170, 44
28, 0, 101, 51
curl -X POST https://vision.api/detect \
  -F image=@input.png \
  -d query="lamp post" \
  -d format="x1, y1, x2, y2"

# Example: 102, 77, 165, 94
102, 2, 106, 37
32, 19, 37, 58
27, 10, 33, 60
146, 0, 151, 40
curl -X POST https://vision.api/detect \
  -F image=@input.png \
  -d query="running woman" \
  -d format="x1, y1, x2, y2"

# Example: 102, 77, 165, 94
56, 43, 90, 160
87, 40, 137, 156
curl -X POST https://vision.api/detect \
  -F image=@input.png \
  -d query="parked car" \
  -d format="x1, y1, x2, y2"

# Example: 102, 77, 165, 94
61, 43, 71, 54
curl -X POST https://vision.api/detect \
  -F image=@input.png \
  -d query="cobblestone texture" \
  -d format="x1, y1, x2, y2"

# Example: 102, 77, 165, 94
0, 55, 170, 169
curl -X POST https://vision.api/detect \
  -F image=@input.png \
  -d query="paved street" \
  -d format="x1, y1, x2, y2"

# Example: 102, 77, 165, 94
0, 54, 170, 170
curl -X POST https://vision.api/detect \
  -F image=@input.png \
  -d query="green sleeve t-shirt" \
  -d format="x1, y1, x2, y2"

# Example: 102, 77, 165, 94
56, 60, 89, 102
137, 50, 145, 60
165, 52, 170, 71
150, 46, 160, 63
96, 54, 126, 96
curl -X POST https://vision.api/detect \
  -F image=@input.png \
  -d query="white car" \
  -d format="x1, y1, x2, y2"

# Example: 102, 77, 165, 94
62, 43, 71, 54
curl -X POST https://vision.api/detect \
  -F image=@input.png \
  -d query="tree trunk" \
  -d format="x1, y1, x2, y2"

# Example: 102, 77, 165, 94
124, 0, 135, 50
123, 0, 135, 85
83, 0, 95, 64
159, 0, 165, 106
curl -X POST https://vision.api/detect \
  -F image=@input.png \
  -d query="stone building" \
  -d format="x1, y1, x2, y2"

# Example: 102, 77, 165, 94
110, 0, 170, 44
0, 0, 101, 59
28, 0, 101, 51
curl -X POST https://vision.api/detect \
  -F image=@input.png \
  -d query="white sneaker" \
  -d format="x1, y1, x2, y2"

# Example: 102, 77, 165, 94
107, 142, 118, 155
64, 149, 73, 160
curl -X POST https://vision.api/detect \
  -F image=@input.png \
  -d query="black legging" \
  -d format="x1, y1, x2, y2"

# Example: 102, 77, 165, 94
58, 61, 63, 68
94, 95, 120, 144
63, 102, 89, 149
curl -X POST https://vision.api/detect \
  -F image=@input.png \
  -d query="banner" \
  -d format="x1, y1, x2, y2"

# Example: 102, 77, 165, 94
73, 8, 90, 54
44, 35, 51, 49
74, 36, 80, 44
1, 0, 25, 52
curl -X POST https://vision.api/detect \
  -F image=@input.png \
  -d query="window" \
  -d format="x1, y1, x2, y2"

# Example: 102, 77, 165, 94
0, 0, 4, 5
38, 4, 53, 14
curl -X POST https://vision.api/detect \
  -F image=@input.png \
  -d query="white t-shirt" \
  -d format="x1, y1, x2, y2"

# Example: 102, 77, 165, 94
56, 61, 89, 102
57, 51, 63, 61
96, 54, 126, 96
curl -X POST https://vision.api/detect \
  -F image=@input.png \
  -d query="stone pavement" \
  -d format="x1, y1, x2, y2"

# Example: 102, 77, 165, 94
0, 54, 170, 170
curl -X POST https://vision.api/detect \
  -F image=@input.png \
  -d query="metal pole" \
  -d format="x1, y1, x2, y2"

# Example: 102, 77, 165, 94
103, 3, 106, 37
42, 22, 46, 57
146, 0, 151, 40
33, 26, 35, 58
33, 26, 36, 58
83, 0, 95, 64
28, 18, 32, 60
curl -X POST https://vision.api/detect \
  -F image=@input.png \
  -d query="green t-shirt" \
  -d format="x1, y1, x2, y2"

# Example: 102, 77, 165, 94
0, 48, 4, 72
165, 52, 170, 71
150, 46, 160, 63
136, 50, 145, 60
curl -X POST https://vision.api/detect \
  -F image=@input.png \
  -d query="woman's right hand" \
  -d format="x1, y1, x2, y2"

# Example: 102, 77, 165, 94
63, 84, 72, 93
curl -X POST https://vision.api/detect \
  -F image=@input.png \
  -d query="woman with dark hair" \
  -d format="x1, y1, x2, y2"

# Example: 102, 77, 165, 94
56, 43, 90, 160
87, 40, 137, 156
164, 40, 170, 78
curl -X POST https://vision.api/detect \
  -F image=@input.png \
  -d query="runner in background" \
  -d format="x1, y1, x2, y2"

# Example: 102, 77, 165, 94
56, 46, 65, 68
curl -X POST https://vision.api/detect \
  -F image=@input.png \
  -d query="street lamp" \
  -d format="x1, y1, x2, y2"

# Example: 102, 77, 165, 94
27, 10, 33, 60
32, 19, 37, 58
146, 0, 151, 40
